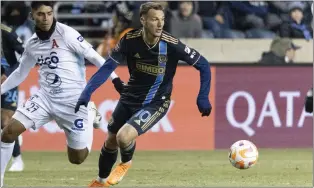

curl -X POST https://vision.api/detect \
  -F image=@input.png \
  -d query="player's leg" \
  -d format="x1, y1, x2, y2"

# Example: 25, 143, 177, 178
1, 93, 51, 186
66, 111, 90, 164
89, 101, 132, 187
1, 88, 25, 172
66, 101, 102, 164
9, 138, 24, 172
54, 101, 95, 164
1, 88, 19, 130
89, 132, 118, 187
1, 117, 26, 186
1, 109, 25, 172
65, 102, 102, 165
107, 100, 171, 185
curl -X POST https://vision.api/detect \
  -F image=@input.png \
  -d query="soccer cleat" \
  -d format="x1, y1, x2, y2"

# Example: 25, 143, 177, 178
107, 161, 132, 185
89, 101, 102, 129
8, 156, 24, 172
88, 179, 110, 187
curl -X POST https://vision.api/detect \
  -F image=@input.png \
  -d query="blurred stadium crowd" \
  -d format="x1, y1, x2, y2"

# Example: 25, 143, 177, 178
1, 1, 313, 62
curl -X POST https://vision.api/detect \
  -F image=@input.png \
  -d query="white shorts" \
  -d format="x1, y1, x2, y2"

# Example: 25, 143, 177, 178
13, 91, 94, 151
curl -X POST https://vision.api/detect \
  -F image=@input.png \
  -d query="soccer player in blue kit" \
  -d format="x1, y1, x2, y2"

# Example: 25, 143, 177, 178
75, 2, 212, 187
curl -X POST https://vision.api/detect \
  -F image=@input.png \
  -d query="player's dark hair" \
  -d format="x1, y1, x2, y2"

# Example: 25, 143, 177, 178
31, 1, 54, 10
140, 2, 164, 17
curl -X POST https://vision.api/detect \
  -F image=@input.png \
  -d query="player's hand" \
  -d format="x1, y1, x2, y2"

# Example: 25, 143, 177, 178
75, 99, 88, 113
112, 77, 124, 94
197, 96, 212, 117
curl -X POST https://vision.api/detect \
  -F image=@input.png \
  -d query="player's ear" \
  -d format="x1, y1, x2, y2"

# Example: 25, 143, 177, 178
29, 12, 34, 20
140, 16, 145, 25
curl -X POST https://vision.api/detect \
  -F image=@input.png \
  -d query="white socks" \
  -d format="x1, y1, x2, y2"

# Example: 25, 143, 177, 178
1, 141, 15, 186
12, 155, 22, 162
97, 176, 107, 183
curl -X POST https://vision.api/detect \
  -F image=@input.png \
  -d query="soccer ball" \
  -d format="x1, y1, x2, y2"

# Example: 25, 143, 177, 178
228, 140, 259, 169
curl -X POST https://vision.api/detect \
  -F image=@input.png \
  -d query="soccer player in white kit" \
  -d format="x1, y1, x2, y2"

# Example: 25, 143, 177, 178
0, 2, 124, 186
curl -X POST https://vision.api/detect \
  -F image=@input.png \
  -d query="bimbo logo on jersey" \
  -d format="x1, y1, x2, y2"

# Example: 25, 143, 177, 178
136, 62, 166, 76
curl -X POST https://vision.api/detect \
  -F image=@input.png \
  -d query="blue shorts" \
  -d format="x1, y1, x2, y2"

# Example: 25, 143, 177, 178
1, 87, 18, 111
108, 99, 171, 135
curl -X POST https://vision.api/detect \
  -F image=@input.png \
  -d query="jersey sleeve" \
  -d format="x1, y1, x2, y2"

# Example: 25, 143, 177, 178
109, 36, 128, 64
174, 40, 201, 66
18, 47, 36, 67
64, 27, 93, 56
1, 46, 36, 94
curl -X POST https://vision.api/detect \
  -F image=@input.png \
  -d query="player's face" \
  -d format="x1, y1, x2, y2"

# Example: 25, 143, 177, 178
290, 9, 303, 23
179, 2, 193, 17
32, 5, 54, 31
143, 9, 165, 37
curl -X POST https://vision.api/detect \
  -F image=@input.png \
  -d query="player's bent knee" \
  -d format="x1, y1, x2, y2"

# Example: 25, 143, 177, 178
116, 132, 131, 147
1, 118, 26, 143
67, 147, 89, 165
1, 128, 16, 143
1, 109, 15, 129
105, 132, 118, 149
105, 137, 118, 150
68, 157, 85, 165
116, 124, 138, 148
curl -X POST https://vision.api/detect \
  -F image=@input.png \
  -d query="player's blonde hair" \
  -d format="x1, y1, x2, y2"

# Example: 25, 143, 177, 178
139, 2, 164, 17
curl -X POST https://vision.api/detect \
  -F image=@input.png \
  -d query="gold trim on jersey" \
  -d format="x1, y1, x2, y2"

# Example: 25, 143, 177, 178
126, 29, 142, 39
1, 24, 12, 33
140, 100, 170, 131
161, 33, 178, 44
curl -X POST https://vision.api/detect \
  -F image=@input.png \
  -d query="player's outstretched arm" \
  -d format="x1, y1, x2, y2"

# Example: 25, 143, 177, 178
1, 51, 35, 95
75, 58, 118, 113
64, 27, 125, 95
193, 56, 212, 117
174, 40, 212, 117
83, 47, 124, 94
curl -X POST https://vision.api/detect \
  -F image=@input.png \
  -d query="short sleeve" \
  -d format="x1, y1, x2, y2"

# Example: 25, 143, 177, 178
174, 40, 201, 66
109, 36, 128, 64
64, 28, 93, 55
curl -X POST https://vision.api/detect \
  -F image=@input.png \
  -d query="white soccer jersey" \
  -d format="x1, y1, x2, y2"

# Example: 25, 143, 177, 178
1, 22, 111, 102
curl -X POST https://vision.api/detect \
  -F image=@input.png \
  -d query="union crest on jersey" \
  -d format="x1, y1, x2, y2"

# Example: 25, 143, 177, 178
158, 55, 167, 63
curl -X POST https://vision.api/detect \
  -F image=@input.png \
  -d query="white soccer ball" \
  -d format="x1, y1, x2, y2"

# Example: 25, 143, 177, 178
228, 140, 259, 169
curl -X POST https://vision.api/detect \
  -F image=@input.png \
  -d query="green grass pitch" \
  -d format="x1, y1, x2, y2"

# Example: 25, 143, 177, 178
5, 149, 312, 187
